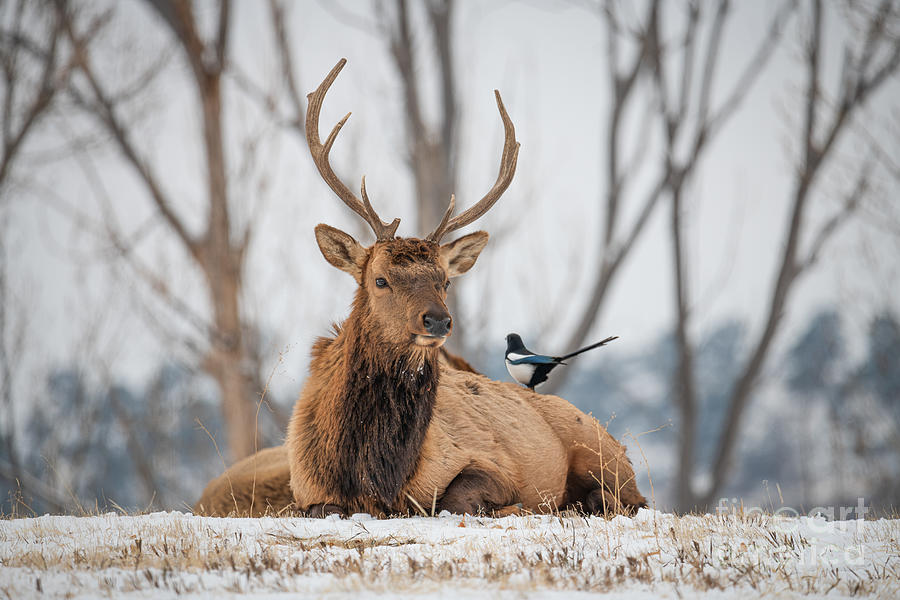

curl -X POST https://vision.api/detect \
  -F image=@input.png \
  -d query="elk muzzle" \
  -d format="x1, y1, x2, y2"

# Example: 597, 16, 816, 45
423, 313, 452, 337
413, 302, 452, 345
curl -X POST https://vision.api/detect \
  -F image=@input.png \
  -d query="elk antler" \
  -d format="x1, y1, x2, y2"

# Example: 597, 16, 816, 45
307, 58, 400, 241
426, 90, 520, 243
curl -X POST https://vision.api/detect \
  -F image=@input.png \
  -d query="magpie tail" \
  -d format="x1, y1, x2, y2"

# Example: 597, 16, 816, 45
557, 335, 618, 361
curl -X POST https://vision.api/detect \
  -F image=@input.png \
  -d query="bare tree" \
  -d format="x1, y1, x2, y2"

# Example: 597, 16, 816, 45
375, 0, 457, 238
58, 0, 272, 461
1, 0, 67, 191
0, 0, 91, 509
542, 0, 793, 394
0, 217, 36, 507
666, 0, 900, 511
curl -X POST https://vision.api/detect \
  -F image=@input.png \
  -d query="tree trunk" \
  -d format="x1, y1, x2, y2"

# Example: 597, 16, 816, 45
670, 185, 700, 513
203, 261, 259, 461
197, 67, 260, 462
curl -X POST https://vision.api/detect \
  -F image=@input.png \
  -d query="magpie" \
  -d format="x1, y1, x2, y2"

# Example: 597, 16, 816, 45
505, 333, 618, 390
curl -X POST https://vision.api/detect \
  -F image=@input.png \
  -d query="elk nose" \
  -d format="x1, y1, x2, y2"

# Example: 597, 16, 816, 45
423, 313, 452, 337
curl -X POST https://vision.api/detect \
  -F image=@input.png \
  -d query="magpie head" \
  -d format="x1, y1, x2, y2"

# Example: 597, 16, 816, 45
505, 333, 525, 355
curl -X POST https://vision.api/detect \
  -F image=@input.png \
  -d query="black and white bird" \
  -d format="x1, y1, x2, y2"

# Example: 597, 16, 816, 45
505, 333, 618, 390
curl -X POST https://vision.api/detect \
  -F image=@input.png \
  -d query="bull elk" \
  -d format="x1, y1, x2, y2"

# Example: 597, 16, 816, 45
194, 59, 646, 518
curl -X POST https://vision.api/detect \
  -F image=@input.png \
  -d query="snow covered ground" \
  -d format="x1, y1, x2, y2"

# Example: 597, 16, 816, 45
1, 509, 898, 598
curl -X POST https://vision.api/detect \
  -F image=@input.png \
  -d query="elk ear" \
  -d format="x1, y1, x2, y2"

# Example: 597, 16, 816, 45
315, 224, 368, 283
440, 231, 489, 277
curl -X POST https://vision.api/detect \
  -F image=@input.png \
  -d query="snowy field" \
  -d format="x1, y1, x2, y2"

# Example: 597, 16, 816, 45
1, 509, 898, 599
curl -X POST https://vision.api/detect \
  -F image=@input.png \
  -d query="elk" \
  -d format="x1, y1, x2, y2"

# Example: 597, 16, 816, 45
194, 59, 646, 518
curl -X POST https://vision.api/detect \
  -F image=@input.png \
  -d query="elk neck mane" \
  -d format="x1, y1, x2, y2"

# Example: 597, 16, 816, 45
299, 280, 441, 511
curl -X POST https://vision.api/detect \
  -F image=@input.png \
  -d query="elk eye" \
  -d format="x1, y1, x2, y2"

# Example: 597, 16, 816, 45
375, 277, 388, 288
443, 281, 451, 290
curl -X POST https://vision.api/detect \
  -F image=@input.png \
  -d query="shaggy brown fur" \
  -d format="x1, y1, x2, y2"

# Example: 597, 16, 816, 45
193, 446, 294, 517
193, 347, 474, 517
294, 315, 439, 509
193, 227, 646, 518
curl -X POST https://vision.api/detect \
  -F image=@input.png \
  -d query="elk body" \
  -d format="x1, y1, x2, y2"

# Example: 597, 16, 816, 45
194, 60, 646, 518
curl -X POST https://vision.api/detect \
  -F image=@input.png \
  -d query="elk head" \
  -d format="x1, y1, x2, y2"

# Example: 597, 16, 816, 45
307, 59, 519, 350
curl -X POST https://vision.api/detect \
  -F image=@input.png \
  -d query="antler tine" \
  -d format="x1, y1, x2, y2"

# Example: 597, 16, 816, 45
306, 59, 400, 241
361, 176, 399, 239
426, 90, 520, 243
427, 194, 455, 243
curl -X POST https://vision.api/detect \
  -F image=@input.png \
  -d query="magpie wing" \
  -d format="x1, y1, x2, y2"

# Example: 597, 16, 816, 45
529, 363, 558, 388
507, 354, 558, 365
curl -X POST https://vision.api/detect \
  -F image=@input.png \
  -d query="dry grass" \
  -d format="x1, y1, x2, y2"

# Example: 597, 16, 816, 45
1, 509, 898, 598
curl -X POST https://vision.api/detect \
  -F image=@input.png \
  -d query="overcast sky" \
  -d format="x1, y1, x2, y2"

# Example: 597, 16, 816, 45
6, 0, 899, 403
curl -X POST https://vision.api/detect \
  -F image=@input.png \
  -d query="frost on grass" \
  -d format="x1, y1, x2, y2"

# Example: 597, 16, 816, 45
1, 509, 898, 598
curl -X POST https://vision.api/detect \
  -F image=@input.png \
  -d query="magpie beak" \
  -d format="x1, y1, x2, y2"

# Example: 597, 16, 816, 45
504, 332, 618, 390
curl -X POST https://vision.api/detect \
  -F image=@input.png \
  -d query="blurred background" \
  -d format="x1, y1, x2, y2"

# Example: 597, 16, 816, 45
1, 0, 898, 516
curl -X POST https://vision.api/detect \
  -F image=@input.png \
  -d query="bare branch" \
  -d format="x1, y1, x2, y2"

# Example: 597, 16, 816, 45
707, 0, 796, 137
853, 0, 894, 91
0, 1, 64, 187
268, 0, 304, 133
602, 0, 656, 243
32, 163, 213, 353
695, 0, 729, 125
0, 218, 23, 490
699, 0, 900, 507
803, 0, 823, 170
669, 181, 699, 511
63, 17, 201, 262
387, 0, 427, 149
0, 0, 28, 149
145, 0, 209, 80
698, 0, 826, 508
215, 0, 231, 70
674, 1, 701, 121
802, 160, 872, 270
427, 0, 456, 170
